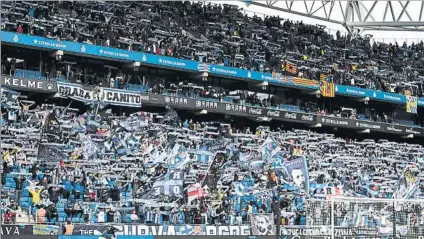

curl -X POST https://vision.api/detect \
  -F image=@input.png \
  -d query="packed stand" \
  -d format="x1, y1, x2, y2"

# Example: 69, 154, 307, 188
2, 1, 424, 96
1, 90, 424, 228
0, 54, 418, 127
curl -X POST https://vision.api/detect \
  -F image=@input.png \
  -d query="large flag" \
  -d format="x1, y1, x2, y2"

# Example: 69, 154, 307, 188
119, 116, 148, 131
393, 167, 418, 199
260, 137, 280, 163
44, 112, 62, 136
293, 77, 318, 87
168, 144, 190, 169
187, 183, 207, 203
81, 139, 98, 159
250, 214, 274, 235
406, 96, 418, 114
283, 62, 297, 75
271, 151, 286, 168
320, 81, 335, 97
284, 156, 310, 193
151, 170, 184, 197
38, 144, 67, 162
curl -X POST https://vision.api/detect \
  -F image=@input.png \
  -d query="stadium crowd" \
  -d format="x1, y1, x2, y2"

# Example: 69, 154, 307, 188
2, 1, 424, 97
2, 1, 424, 237
1, 91, 424, 228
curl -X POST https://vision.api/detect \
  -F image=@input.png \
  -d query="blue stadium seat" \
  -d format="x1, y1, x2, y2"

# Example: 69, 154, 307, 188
15, 70, 23, 77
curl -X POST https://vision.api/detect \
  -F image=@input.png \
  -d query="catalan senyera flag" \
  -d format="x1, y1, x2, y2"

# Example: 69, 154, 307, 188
293, 77, 318, 87
320, 81, 335, 97
283, 62, 297, 75
320, 74, 327, 82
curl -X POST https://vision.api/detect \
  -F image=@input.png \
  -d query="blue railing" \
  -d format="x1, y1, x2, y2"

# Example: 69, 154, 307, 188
3, 31, 423, 106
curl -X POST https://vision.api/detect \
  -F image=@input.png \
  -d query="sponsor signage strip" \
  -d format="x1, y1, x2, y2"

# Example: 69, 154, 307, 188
2, 31, 422, 106
139, 94, 424, 136
1, 75, 58, 93
70, 224, 251, 236
4, 78, 423, 136
2, 224, 421, 238
61, 224, 420, 237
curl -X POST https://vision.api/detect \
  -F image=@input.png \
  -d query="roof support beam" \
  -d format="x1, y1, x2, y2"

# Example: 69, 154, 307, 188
346, 21, 424, 27
246, 0, 424, 32
362, 1, 377, 22
249, 1, 343, 25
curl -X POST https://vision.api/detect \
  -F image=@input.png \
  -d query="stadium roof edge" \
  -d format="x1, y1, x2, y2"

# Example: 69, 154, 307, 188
245, 0, 424, 33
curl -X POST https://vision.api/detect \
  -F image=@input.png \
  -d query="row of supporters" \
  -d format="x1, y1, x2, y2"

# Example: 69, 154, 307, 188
1, 0, 424, 101
2, 31, 424, 106
1, 77, 423, 136
1, 83, 423, 238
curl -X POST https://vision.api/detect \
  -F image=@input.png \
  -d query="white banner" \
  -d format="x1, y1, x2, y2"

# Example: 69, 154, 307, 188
56, 82, 143, 107
56, 82, 95, 102
101, 88, 142, 107
250, 214, 274, 235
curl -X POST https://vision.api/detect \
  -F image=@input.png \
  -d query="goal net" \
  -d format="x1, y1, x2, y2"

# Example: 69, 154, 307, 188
283, 197, 424, 239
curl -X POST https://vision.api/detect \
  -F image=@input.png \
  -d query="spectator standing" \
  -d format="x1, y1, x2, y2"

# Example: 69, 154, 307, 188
63, 220, 74, 235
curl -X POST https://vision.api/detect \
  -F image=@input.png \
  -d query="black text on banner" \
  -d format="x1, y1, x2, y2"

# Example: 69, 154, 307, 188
57, 82, 94, 101
102, 88, 143, 107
